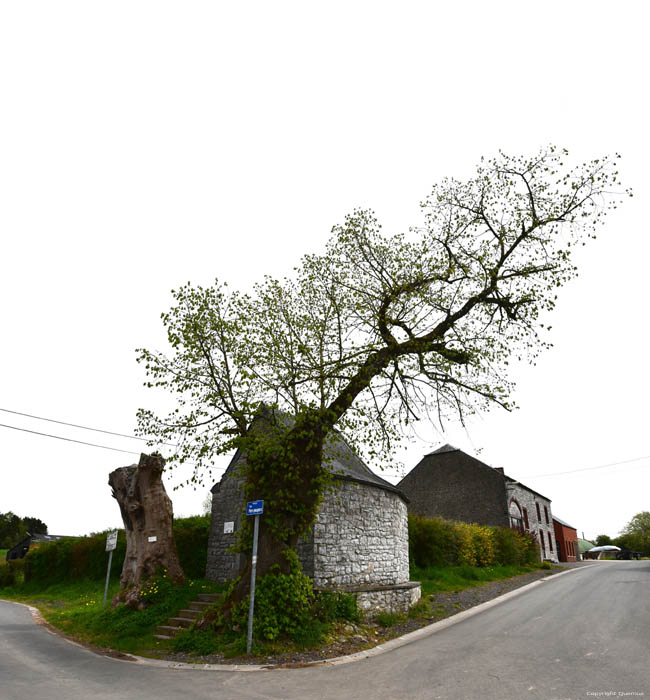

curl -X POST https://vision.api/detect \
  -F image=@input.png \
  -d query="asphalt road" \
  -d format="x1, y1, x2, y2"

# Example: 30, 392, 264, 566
1, 562, 648, 700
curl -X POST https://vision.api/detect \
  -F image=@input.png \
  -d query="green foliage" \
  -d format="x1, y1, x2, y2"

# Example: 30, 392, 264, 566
312, 589, 361, 624
619, 511, 650, 553
23, 531, 126, 584
409, 514, 539, 571
0, 512, 48, 549
407, 599, 431, 619
492, 525, 539, 566
173, 628, 223, 656
172, 516, 211, 579
408, 514, 462, 567
0, 559, 24, 587
540, 561, 552, 570
412, 563, 542, 596
136, 149, 627, 580
22, 516, 210, 586
377, 611, 403, 627
232, 549, 313, 641
595, 534, 613, 546
173, 572, 361, 656
56, 579, 215, 652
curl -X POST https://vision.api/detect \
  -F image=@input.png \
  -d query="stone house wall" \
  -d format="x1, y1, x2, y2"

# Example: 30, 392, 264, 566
206, 470, 246, 583
506, 481, 558, 563
206, 476, 410, 587
309, 480, 409, 587
398, 449, 509, 527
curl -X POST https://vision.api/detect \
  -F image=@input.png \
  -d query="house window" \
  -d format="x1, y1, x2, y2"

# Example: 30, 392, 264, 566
523, 508, 529, 530
547, 531, 553, 551
544, 505, 549, 524
536, 502, 541, 521
540, 529, 546, 557
509, 498, 524, 533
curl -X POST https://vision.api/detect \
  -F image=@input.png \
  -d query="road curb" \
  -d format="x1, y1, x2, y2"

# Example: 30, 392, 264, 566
2, 564, 596, 672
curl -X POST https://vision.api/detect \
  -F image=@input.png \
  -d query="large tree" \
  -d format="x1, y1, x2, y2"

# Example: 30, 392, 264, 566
137, 148, 627, 602
0, 512, 48, 549
618, 512, 650, 554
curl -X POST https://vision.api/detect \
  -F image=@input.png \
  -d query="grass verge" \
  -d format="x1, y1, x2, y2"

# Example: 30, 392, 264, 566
413, 562, 548, 596
1, 562, 553, 661
0, 576, 226, 655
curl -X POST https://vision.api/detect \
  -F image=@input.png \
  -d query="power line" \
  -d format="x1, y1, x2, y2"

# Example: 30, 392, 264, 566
0, 407, 178, 448
529, 454, 650, 478
0, 422, 141, 456
0, 420, 227, 473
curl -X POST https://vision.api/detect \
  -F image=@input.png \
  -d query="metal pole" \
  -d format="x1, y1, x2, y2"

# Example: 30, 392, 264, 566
103, 549, 114, 608
246, 513, 260, 654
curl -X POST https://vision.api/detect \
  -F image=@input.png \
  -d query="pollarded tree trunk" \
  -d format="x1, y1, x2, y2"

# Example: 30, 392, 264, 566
108, 452, 185, 609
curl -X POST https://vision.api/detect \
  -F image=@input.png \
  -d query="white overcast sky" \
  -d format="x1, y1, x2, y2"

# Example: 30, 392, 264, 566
1, 2, 648, 543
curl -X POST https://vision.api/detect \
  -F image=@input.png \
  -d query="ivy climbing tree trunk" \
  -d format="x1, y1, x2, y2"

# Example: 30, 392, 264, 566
108, 452, 185, 609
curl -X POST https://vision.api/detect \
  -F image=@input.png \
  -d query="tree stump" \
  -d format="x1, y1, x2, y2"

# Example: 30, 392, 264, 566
109, 452, 185, 608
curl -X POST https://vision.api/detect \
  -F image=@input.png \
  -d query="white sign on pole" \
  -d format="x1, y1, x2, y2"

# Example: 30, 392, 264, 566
103, 531, 118, 607
105, 531, 118, 552
224, 521, 234, 534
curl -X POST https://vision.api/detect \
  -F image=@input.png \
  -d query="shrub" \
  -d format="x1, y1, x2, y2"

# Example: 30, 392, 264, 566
174, 516, 211, 579
232, 549, 313, 641
409, 515, 461, 568
23, 531, 126, 584
22, 515, 211, 585
377, 611, 402, 627
492, 527, 537, 566
409, 514, 539, 570
312, 589, 360, 624
0, 560, 23, 587
471, 525, 496, 567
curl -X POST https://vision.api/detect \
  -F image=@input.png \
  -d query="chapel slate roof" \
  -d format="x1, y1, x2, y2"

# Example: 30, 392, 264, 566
212, 413, 406, 500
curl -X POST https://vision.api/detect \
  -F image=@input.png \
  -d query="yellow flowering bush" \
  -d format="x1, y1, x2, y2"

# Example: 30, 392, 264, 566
409, 515, 539, 569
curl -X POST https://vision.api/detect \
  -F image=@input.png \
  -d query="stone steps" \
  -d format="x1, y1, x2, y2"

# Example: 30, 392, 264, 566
154, 594, 220, 640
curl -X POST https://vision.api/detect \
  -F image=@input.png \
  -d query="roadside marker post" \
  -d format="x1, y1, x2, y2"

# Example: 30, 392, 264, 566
245, 499, 264, 654
103, 530, 118, 607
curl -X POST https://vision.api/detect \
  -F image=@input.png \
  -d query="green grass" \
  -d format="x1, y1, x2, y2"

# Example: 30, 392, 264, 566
0, 577, 226, 655
0, 562, 549, 659
412, 563, 545, 596
0, 550, 8, 559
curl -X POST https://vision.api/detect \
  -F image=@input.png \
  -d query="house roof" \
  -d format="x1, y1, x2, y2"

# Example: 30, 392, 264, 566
553, 515, 577, 530
212, 413, 406, 501
504, 476, 552, 504
425, 443, 460, 457
423, 444, 553, 503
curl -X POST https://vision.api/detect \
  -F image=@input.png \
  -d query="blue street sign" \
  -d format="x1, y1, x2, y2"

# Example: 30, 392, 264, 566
246, 500, 264, 516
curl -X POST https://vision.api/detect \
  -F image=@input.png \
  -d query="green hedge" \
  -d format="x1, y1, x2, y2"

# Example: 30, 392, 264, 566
0, 559, 24, 587
409, 514, 539, 570
22, 516, 210, 586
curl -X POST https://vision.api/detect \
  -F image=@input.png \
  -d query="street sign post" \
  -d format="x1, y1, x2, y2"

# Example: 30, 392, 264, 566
246, 500, 263, 654
103, 531, 118, 607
